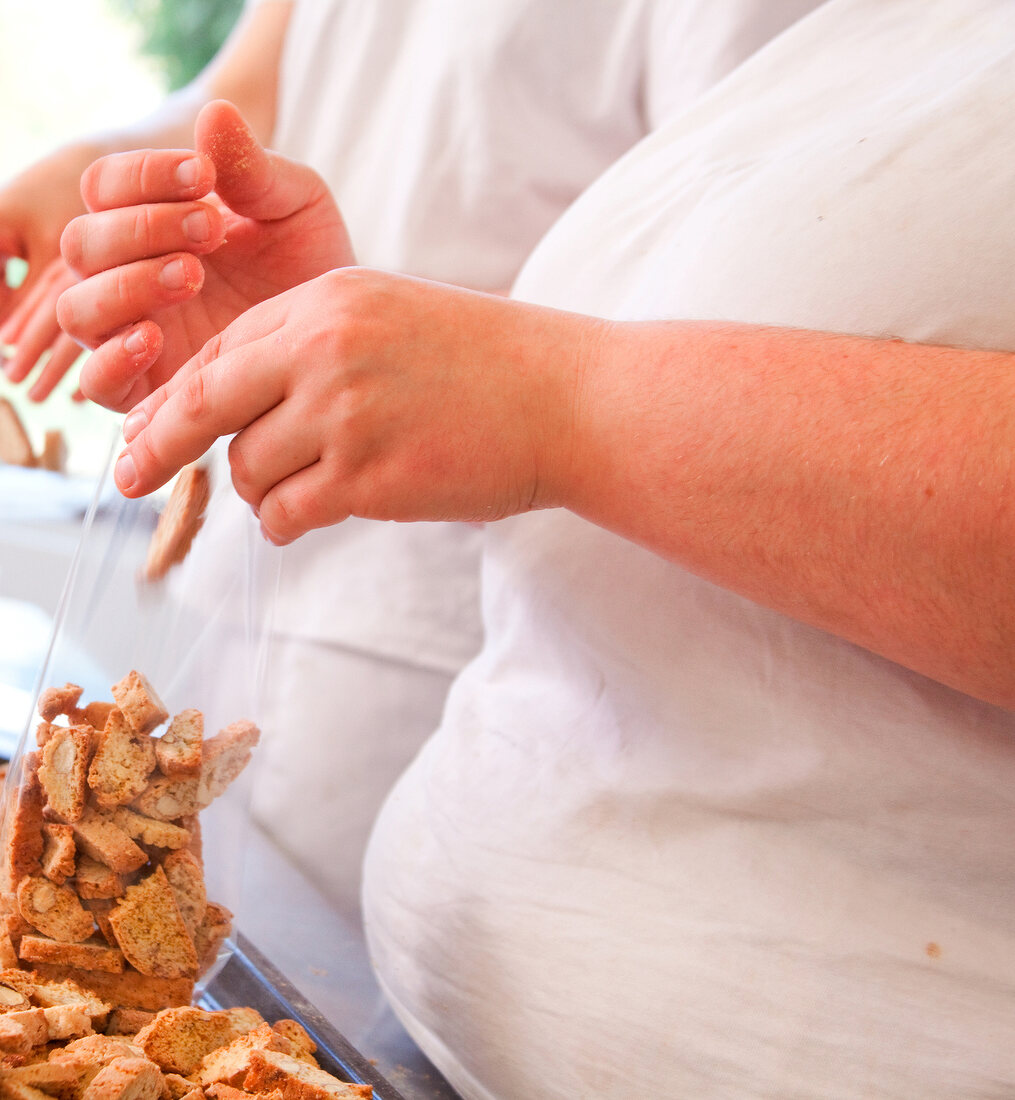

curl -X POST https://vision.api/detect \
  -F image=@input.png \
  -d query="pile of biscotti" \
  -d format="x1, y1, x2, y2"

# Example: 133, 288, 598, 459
0, 672, 374, 1098
1, 671, 256, 1012
0, 997, 372, 1099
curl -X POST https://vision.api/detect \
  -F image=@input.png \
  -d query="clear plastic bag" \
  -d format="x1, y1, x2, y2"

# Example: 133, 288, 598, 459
0, 427, 280, 1004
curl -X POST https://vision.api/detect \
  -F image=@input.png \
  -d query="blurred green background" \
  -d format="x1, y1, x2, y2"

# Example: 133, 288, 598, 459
110, 0, 244, 90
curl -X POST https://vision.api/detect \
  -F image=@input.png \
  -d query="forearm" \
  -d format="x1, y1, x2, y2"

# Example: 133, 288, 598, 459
562, 320, 1015, 707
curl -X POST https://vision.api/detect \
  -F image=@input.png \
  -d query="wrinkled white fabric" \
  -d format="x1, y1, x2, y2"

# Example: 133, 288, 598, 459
205, 0, 823, 905
363, 1, 1015, 1095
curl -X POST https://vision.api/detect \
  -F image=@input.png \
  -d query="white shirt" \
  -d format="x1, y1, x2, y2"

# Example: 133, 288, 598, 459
249, 0, 823, 670
188, 0, 826, 907
363, 1, 1015, 1096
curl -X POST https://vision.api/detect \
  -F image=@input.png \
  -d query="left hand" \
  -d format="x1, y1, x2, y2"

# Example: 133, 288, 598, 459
111, 267, 597, 544
1, 258, 85, 400
58, 99, 355, 411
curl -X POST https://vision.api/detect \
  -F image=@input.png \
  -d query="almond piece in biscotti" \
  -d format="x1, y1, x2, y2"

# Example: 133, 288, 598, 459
16, 876, 95, 944
88, 709, 158, 809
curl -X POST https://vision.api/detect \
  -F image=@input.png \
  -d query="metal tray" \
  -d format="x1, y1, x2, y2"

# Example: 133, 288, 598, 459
201, 934, 409, 1100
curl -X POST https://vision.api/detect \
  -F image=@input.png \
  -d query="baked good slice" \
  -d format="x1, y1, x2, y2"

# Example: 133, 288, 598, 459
71, 812, 147, 876
39, 825, 76, 888
132, 1007, 239, 1076
143, 466, 210, 583
109, 676, 167, 740
106, 868, 197, 981
16, 878, 94, 945
79, 1055, 164, 1100
242, 1049, 372, 1100
36, 686, 83, 724
155, 713, 203, 779
38, 728, 94, 824
17, 936, 124, 976
87, 711, 157, 810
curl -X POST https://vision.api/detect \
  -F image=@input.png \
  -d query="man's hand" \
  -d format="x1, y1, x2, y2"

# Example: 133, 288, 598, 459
110, 269, 593, 545
58, 99, 355, 411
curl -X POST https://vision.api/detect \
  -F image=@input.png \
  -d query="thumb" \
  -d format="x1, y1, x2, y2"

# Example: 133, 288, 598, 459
195, 99, 329, 223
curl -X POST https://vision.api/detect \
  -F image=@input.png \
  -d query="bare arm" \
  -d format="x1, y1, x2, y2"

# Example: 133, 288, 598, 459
563, 319, 1015, 708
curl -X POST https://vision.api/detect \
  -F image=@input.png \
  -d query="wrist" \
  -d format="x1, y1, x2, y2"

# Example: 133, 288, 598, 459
528, 311, 616, 515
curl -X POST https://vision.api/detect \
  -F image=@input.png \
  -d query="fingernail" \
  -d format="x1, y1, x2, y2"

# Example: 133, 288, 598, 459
260, 521, 287, 547
183, 210, 211, 244
114, 450, 136, 492
123, 407, 147, 442
160, 258, 189, 291
177, 157, 202, 189
123, 328, 147, 356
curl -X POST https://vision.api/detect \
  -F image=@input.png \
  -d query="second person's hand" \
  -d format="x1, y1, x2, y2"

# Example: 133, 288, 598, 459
58, 99, 355, 412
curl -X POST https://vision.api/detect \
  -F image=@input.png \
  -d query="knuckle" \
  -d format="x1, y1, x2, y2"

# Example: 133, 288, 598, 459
132, 206, 155, 252
262, 489, 304, 543
226, 437, 256, 498
129, 429, 160, 484
59, 218, 84, 271
54, 290, 75, 333
178, 369, 210, 423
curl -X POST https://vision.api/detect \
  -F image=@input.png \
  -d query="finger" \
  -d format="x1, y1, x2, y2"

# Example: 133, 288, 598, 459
0, 259, 71, 348
61, 201, 226, 279
115, 335, 288, 497
56, 252, 204, 350
121, 294, 294, 441
81, 150, 215, 213
27, 335, 86, 402
2, 265, 74, 382
257, 458, 351, 545
226, 402, 322, 509
196, 99, 330, 223
77, 321, 164, 412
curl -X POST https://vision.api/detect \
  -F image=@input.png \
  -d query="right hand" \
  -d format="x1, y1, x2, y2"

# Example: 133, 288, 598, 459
58, 100, 356, 412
